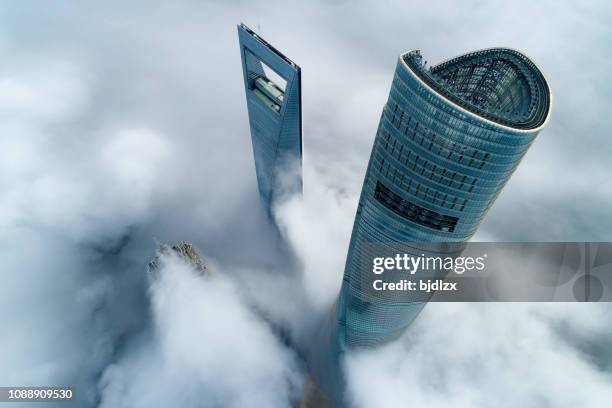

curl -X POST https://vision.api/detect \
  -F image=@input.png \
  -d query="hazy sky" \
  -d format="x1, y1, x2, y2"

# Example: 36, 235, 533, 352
1, 1, 611, 407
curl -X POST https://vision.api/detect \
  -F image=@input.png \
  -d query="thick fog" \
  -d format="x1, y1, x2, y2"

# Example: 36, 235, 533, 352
1, 1, 611, 407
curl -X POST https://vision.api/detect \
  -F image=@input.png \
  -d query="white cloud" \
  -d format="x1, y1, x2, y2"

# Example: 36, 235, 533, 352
0, 61, 88, 122
344, 303, 612, 408
98, 252, 302, 408
0, 1, 611, 407
275, 166, 356, 313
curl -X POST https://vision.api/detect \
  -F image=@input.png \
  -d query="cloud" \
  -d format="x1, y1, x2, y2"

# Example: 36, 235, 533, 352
0, 1, 611, 407
0, 49, 165, 407
344, 303, 612, 408
98, 251, 302, 408
274, 166, 356, 314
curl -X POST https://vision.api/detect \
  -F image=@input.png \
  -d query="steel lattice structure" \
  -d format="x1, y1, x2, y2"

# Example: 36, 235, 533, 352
406, 48, 551, 129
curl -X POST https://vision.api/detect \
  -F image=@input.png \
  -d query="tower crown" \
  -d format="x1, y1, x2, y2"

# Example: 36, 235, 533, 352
403, 48, 552, 130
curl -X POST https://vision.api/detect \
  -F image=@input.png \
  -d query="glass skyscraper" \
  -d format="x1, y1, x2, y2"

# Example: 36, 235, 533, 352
235, 30, 553, 402
238, 24, 302, 214
335, 48, 552, 348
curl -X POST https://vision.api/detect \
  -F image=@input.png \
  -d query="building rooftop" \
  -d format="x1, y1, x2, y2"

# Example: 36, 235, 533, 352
402, 48, 552, 130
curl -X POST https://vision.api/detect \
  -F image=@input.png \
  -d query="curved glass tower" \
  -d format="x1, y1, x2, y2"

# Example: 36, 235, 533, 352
336, 48, 552, 348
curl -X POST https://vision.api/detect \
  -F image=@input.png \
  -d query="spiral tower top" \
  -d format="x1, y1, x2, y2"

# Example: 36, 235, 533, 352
403, 48, 551, 130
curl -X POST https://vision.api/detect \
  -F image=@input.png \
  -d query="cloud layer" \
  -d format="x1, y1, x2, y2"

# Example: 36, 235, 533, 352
98, 252, 302, 408
344, 303, 612, 408
1, 1, 611, 407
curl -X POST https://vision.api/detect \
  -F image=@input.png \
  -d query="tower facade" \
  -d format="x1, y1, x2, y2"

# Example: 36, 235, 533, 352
238, 24, 302, 214
336, 48, 552, 347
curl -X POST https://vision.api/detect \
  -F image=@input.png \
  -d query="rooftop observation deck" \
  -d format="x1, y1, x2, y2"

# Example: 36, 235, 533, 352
402, 48, 552, 130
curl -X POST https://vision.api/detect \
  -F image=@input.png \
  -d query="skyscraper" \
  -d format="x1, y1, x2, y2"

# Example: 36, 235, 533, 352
238, 24, 302, 214
334, 48, 552, 348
